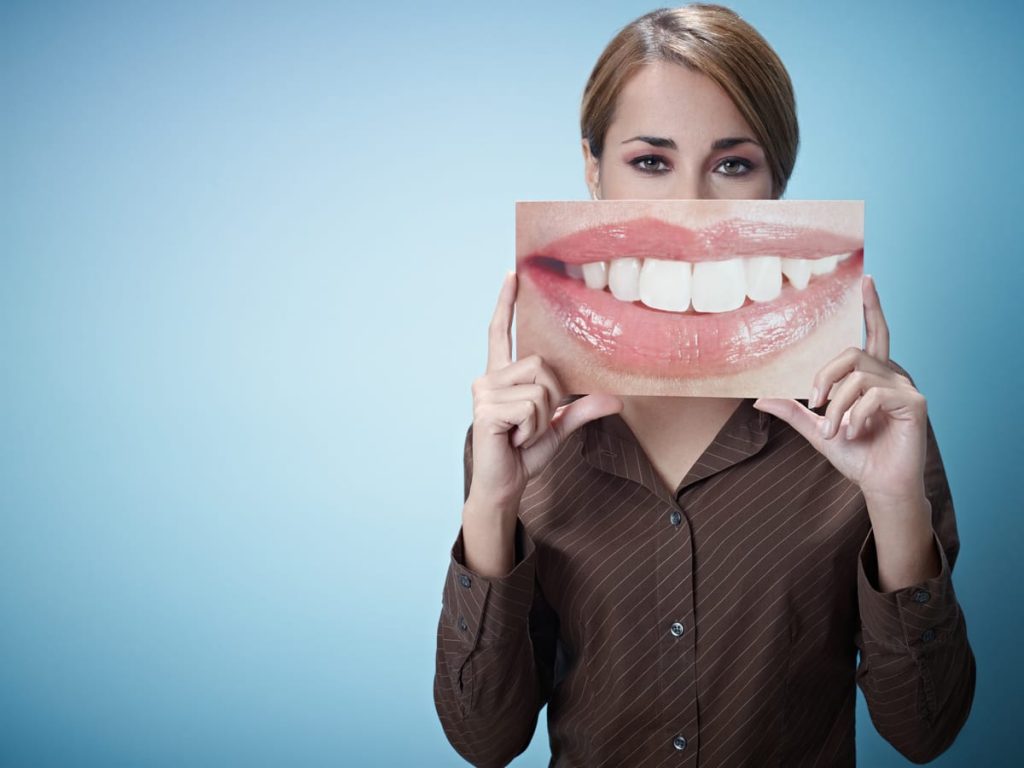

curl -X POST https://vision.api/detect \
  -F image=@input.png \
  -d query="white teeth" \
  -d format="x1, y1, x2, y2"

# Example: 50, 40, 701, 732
564, 251, 849, 313
810, 255, 838, 275
582, 261, 608, 290
639, 258, 691, 311
781, 258, 812, 290
744, 256, 782, 302
692, 258, 746, 312
608, 257, 642, 301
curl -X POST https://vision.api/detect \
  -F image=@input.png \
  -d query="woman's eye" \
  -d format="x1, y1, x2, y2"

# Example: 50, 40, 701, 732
630, 155, 670, 175
715, 157, 754, 176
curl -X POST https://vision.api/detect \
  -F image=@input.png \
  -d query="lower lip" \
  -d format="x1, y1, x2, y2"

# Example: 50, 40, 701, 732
520, 250, 864, 379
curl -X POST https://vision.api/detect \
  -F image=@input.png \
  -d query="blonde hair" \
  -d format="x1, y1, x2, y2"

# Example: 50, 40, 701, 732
581, 4, 799, 198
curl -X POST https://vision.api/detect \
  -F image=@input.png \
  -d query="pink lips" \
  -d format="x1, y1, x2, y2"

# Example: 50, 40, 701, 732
520, 217, 864, 379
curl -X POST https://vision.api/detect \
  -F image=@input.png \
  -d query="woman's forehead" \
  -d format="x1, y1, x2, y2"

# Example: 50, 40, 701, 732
608, 61, 757, 144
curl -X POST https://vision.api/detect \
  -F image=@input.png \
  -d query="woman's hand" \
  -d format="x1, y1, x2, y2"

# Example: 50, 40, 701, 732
752, 275, 927, 507
753, 275, 940, 590
463, 271, 622, 578
469, 271, 624, 509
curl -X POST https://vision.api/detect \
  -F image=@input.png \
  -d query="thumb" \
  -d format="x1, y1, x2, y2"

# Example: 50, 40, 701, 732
753, 397, 826, 452
550, 393, 624, 445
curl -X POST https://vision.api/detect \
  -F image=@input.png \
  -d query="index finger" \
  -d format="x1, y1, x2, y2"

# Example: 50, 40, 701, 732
486, 271, 516, 374
862, 274, 890, 364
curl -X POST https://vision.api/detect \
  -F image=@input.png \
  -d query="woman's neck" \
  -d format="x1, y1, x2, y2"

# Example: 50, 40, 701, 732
605, 395, 746, 494
613, 395, 745, 441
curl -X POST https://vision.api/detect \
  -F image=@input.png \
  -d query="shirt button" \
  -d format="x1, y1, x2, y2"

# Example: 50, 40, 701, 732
913, 589, 930, 604
673, 735, 687, 751
459, 574, 472, 588
458, 615, 468, 632
670, 622, 685, 637
921, 628, 936, 642
669, 510, 682, 526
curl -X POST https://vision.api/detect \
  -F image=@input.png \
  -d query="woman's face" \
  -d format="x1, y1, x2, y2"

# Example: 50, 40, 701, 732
583, 60, 775, 201
513, 60, 863, 398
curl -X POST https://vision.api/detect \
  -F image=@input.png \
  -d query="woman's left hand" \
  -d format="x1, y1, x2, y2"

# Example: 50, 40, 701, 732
753, 275, 928, 506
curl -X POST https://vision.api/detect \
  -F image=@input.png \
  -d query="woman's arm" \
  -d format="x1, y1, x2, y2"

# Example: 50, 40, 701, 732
433, 424, 559, 768
854, 410, 976, 762
753, 276, 976, 760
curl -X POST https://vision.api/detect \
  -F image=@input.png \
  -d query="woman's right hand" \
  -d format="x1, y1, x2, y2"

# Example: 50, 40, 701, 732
469, 271, 624, 509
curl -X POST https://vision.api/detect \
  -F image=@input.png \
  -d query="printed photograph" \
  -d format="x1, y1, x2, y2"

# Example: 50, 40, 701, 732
516, 199, 864, 397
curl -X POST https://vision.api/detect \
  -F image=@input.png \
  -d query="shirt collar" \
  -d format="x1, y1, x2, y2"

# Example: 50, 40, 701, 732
579, 398, 772, 504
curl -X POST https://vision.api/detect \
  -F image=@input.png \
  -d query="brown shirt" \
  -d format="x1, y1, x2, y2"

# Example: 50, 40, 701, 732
434, 365, 975, 767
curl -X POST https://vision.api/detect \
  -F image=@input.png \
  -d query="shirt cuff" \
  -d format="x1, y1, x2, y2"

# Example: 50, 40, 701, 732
857, 525, 961, 654
443, 517, 537, 654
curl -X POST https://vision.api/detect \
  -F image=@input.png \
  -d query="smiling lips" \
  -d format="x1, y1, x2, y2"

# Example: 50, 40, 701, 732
520, 216, 864, 379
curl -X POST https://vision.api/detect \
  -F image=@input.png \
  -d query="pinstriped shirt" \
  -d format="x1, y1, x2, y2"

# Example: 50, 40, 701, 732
434, 367, 975, 767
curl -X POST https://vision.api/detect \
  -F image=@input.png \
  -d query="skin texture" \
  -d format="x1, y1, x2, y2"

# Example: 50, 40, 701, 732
464, 60, 939, 591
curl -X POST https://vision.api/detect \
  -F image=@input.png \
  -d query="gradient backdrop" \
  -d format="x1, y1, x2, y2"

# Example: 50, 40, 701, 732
2, 1, 1021, 765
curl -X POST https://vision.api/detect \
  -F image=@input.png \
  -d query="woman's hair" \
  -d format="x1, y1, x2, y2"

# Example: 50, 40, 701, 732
581, 4, 799, 198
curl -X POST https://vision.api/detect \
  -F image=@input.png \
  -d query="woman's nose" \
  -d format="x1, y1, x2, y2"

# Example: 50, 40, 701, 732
669, 174, 710, 200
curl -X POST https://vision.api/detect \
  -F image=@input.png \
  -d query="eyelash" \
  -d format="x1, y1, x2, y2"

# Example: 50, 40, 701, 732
628, 154, 756, 177
716, 157, 755, 176
629, 154, 672, 175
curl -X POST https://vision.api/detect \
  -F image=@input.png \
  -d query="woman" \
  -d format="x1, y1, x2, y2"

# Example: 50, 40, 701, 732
434, 5, 975, 766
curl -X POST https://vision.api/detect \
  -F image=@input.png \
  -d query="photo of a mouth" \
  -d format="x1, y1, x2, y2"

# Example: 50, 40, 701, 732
520, 216, 864, 379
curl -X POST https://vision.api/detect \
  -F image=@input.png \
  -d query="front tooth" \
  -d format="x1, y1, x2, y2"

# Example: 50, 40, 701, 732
692, 258, 746, 313
565, 262, 584, 280
836, 251, 853, 262
582, 261, 608, 290
639, 258, 691, 311
781, 258, 812, 289
608, 257, 642, 301
810, 255, 838, 275
744, 256, 781, 302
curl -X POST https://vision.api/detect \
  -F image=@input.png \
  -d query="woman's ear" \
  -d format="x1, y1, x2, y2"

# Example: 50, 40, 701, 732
581, 138, 601, 200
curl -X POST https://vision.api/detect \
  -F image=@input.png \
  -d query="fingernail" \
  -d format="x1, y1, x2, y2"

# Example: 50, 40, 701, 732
809, 387, 819, 408
820, 418, 832, 437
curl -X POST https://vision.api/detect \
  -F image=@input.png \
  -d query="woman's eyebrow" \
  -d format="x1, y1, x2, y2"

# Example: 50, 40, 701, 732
711, 136, 760, 150
621, 135, 677, 149
620, 135, 762, 151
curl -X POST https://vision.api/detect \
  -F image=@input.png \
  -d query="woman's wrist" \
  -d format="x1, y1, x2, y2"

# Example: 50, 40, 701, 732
461, 492, 520, 578
864, 490, 940, 591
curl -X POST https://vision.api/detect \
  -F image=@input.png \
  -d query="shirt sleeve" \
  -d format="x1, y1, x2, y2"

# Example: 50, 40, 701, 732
854, 361, 976, 763
433, 423, 559, 767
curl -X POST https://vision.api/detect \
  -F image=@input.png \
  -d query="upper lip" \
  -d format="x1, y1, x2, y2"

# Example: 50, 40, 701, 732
528, 216, 864, 264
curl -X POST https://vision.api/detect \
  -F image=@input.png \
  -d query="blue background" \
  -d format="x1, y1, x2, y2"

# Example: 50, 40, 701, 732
2, 0, 1020, 765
